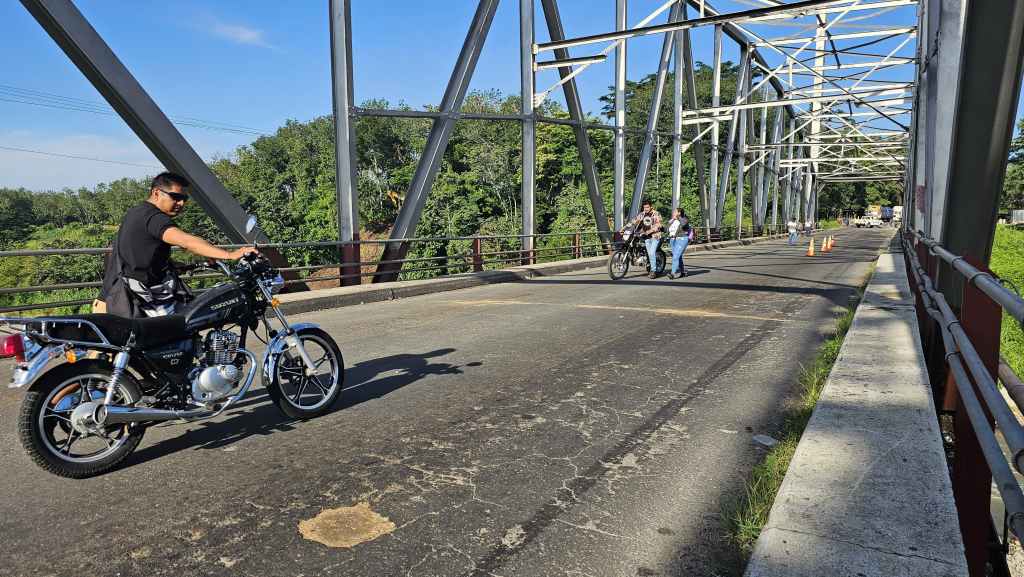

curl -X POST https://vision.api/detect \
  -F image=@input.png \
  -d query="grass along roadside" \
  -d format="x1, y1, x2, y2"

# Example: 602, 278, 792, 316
726, 264, 873, 554
990, 225, 1024, 379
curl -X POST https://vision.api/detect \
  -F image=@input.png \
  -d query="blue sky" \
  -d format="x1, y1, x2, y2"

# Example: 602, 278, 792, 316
0, 0, 987, 191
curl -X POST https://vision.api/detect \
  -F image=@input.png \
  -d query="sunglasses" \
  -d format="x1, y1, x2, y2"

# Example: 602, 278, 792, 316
158, 189, 190, 203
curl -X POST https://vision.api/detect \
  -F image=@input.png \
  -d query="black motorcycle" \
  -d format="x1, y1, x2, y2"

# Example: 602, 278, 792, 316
0, 217, 344, 478
608, 218, 666, 280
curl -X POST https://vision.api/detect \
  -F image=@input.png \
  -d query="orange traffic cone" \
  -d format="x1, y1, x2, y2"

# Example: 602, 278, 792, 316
820, 237, 828, 254
830, 236, 837, 250
806, 237, 815, 256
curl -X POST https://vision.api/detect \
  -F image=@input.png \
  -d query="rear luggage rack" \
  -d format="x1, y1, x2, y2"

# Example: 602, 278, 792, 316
0, 316, 117, 350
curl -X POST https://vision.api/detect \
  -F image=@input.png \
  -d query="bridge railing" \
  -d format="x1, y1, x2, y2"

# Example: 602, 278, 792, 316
0, 225, 784, 315
901, 230, 1024, 568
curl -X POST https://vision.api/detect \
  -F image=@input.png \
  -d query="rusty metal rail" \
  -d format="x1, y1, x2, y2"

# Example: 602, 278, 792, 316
902, 230, 1024, 568
0, 225, 783, 314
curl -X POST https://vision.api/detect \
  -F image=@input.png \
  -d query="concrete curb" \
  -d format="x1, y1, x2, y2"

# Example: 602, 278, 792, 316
276, 233, 798, 315
743, 238, 968, 577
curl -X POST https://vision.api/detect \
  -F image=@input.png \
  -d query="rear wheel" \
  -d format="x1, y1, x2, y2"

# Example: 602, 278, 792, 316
608, 249, 630, 280
267, 328, 345, 419
647, 250, 666, 275
18, 360, 144, 479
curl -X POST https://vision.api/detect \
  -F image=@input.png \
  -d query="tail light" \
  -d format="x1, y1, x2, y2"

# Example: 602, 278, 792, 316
0, 334, 26, 362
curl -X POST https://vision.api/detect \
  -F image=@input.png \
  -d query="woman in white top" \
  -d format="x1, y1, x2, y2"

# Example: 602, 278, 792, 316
666, 208, 692, 279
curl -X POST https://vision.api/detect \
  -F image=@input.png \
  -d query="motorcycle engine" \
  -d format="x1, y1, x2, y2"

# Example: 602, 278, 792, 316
191, 330, 242, 404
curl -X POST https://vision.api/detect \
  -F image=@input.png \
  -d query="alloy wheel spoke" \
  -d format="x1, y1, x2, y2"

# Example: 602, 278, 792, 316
313, 354, 331, 370
61, 431, 79, 455
292, 378, 309, 405
307, 374, 330, 396
44, 410, 72, 424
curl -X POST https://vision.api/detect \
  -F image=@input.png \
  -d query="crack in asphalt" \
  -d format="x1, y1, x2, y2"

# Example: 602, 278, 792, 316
460, 241, 863, 577
462, 318, 799, 577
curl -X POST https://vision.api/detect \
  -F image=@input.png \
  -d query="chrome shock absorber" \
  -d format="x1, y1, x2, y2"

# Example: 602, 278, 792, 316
103, 350, 131, 405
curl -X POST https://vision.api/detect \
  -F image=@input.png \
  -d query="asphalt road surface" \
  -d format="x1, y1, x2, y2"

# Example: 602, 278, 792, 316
0, 228, 892, 577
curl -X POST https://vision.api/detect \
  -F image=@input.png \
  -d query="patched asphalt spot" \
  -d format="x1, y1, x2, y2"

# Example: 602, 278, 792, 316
298, 502, 396, 548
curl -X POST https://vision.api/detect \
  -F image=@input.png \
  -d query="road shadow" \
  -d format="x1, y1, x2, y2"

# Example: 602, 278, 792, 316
123, 348, 481, 465
609, 269, 711, 281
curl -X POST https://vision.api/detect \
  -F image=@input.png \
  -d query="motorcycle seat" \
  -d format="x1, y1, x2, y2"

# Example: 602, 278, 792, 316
40, 314, 187, 349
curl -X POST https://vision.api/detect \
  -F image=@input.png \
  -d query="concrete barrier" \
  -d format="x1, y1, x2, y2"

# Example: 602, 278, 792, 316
277, 233, 791, 315
743, 242, 968, 577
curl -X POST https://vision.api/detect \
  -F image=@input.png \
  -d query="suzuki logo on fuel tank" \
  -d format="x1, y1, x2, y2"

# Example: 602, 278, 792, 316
210, 297, 240, 311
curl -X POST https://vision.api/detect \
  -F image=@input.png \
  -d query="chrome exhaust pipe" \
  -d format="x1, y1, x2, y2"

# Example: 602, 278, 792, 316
94, 350, 258, 426
95, 404, 213, 425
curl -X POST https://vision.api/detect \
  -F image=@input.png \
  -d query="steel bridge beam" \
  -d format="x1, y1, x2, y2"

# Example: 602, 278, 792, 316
716, 46, 751, 228
680, 2, 710, 231
20, 0, 263, 246
540, 0, 612, 245
613, 0, 627, 231
521, 0, 536, 264
709, 24, 723, 228
329, 0, 360, 285
538, 0, 902, 53
736, 54, 751, 235
629, 2, 683, 220
374, 0, 499, 282
940, 1, 1024, 290
672, 5, 684, 214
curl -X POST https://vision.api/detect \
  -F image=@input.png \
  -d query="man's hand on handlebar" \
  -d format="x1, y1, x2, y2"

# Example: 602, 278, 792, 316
228, 246, 259, 260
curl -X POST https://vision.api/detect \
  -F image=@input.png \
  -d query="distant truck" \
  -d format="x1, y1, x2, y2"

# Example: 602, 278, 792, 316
881, 206, 894, 222
893, 206, 904, 224
852, 215, 883, 228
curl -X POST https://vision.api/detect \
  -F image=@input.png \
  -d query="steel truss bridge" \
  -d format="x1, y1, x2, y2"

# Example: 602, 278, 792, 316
8, 2, 1024, 576
17, 0, 1019, 283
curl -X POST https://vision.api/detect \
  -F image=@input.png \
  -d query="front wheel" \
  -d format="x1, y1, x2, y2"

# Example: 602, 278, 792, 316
18, 360, 144, 478
267, 328, 345, 419
608, 249, 630, 280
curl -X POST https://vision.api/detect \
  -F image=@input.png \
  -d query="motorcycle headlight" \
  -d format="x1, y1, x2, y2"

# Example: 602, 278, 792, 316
267, 274, 285, 295
643, 217, 652, 227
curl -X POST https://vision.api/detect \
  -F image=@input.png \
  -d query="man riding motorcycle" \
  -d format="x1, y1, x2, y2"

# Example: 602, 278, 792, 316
628, 200, 663, 279
97, 172, 256, 318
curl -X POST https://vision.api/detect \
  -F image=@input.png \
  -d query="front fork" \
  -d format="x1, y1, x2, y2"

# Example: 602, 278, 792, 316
259, 284, 317, 376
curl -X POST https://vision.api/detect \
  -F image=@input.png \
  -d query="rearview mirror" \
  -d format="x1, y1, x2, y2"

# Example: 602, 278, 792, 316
245, 215, 258, 235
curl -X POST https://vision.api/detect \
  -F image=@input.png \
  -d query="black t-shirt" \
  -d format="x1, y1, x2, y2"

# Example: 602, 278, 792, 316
117, 202, 175, 285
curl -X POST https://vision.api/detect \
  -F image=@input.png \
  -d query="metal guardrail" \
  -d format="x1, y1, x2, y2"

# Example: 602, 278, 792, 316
0, 225, 786, 314
902, 230, 1024, 551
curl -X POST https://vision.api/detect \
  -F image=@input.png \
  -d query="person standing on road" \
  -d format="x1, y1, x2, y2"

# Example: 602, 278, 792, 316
631, 200, 663, 279
787, 218, 799, 245
97, 172, 257, 317
666, 208, 691, 279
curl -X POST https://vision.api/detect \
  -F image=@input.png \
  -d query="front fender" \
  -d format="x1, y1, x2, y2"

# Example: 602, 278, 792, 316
260, 323, 320, 389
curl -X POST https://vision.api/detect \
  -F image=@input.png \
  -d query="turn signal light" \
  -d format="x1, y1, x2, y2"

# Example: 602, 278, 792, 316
0, 335, 25, 363
271, 298, 280, 307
